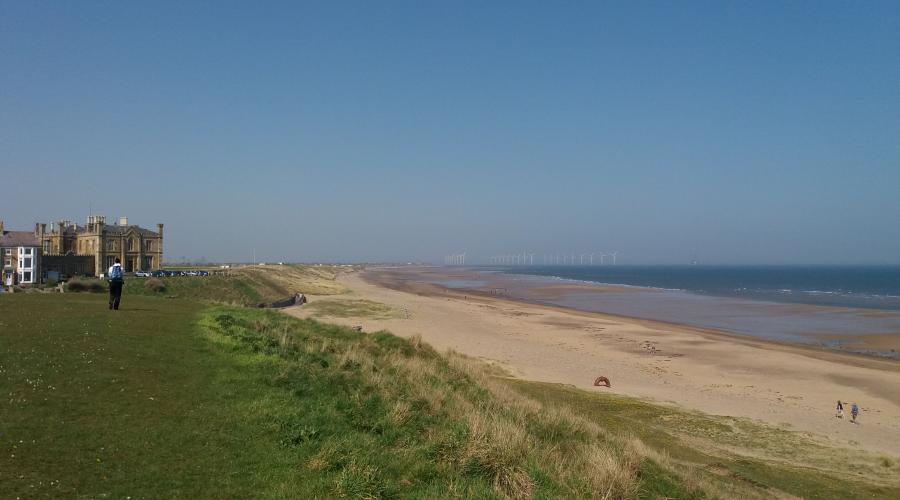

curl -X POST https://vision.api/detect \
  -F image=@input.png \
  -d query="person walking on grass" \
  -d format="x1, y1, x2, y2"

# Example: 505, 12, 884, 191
107, 257, 124, 310
851, 402, 860, 424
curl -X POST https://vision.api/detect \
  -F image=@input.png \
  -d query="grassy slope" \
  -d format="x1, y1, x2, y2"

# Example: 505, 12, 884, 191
98, 264, 350, 306
2, 294, 677, 498
512, 382, 900, 499
3, 282, 899, 498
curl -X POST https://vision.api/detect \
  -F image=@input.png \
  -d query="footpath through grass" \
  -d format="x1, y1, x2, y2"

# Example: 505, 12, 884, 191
2, 292, 898, 498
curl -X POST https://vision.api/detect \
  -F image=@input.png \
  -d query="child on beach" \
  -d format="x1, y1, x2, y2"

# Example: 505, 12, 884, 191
851, 403, 859, 424
836, 400, 843, 418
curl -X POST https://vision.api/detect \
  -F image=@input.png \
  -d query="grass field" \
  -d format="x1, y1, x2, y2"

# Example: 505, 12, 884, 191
65, 264, 351, 306
3, 284, 899, 498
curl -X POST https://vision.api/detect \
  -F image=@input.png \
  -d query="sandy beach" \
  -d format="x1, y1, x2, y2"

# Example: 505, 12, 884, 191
285, 267, 900, 457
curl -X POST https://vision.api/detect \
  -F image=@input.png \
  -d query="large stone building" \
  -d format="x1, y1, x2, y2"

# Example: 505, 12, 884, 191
40, 215, 164, 276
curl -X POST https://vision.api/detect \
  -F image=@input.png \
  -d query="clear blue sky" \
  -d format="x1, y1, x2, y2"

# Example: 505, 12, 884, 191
2, 1, 898, 264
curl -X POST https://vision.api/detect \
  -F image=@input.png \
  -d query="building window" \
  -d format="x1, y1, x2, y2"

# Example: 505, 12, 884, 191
108, 240, 114, 250
4, 248, 10, 255
3, 258, 10, 268
23, 257, 32, 268
23, 272, 31, 283
145, 240, 153, 251
43, 241, 49, 252
23, 248, 32, 255
128, 239, 135, 251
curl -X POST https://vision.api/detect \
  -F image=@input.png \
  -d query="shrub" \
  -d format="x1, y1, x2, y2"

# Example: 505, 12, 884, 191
66, 278, 107, 293
45, 279, 58, 288
145, 278, 166, 293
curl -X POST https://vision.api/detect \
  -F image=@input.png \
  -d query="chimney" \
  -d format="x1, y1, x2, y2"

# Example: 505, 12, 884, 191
156, 223, 164, 238
119, 216, 128, 226
0, 219, 4, 233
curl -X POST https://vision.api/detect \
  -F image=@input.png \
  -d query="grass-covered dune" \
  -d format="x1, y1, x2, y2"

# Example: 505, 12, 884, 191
2, 284, 898, 498
70, 264, 350, 306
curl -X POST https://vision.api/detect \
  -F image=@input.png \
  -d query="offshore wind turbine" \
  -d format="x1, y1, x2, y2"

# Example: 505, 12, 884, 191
610, 251, 618, 265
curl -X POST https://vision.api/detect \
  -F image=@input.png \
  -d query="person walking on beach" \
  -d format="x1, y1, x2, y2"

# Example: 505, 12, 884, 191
850, 402, 860, 424
836, 400, 844, 419
107, 257, 124, 310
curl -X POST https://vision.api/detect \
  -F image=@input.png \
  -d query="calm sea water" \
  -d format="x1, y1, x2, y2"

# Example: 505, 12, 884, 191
484, 265, 900, 311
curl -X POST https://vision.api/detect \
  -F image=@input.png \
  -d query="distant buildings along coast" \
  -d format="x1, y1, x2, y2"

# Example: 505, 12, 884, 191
1, 215, 163, 285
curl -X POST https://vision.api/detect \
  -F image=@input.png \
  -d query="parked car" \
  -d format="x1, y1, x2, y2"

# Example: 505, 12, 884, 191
152, 270, 180, 277
135, 270, 151, 277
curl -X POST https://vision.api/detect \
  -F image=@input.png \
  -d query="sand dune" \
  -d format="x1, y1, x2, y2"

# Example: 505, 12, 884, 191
284, 268, 900, 457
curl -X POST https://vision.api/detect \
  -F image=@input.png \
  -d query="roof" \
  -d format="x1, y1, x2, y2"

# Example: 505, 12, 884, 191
0, 231, 39, 247
102, 224, 160, 237
46, 221, 160, 237
54, 224, 83, 234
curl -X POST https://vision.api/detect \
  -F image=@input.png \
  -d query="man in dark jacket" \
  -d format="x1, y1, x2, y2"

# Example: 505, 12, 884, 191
107, 258, 124, 310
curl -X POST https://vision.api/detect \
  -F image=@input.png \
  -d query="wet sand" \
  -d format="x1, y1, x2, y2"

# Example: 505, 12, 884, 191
285, 267, 900, 457
427, 267, 900, 358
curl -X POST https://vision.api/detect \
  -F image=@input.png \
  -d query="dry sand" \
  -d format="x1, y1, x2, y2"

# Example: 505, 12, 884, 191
284, 268, 900, 457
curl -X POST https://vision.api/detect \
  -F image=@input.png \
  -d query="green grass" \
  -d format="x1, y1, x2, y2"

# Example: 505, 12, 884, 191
303, 298, 401, 319
3, 292, 898, 499
124, 274, 270, 305
115, 265, 348, 306
0, 294, 679, 498
0, 294, 306, 497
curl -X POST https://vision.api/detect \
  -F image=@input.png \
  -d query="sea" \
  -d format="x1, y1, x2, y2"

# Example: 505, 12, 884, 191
434, 265, 900, 358
484, 265, 900, 311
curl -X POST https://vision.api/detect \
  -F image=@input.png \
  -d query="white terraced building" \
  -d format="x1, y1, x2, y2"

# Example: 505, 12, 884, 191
0, 220, 42, 286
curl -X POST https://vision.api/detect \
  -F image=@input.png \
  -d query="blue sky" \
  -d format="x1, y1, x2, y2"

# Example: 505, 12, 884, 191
2, 1, 898, 264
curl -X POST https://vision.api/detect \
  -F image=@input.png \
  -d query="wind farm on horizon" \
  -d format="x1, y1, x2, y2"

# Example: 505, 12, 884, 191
443, 251, 619, 266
